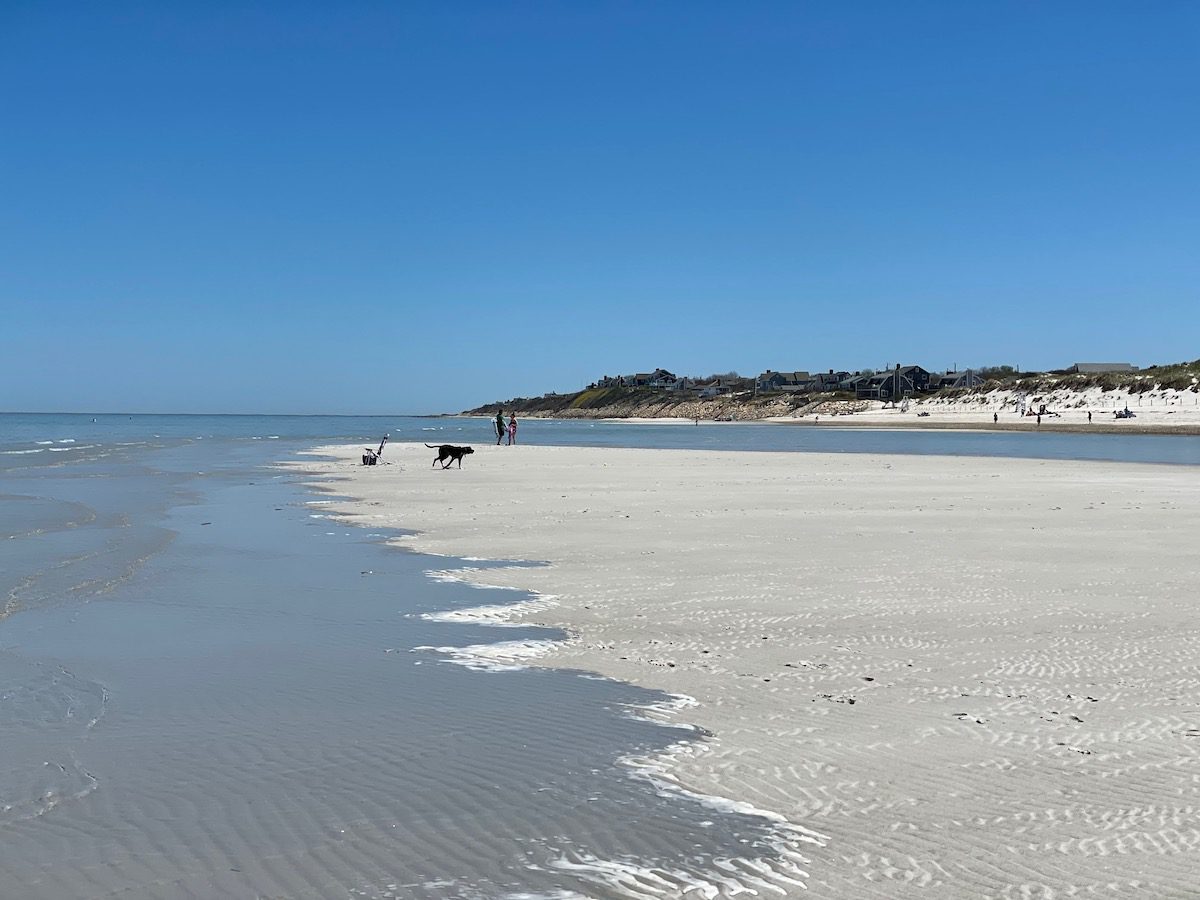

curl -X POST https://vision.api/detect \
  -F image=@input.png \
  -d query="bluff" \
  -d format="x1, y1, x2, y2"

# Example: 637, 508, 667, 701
462, 360, 1200, 422
461, 386, 864, 421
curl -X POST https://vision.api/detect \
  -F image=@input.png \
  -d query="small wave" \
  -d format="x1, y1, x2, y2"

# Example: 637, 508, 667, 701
605, 717, 827, 898
1, 449, 44, 455
267, 435, 279, 439
425, 568, 524, 591
421, 594, 558, 627
411, 639, 560, 672
57, 439, 75, 444
34, 441, 53, 445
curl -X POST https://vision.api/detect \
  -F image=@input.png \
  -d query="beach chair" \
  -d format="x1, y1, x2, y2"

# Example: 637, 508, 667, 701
362, 433, 389, 466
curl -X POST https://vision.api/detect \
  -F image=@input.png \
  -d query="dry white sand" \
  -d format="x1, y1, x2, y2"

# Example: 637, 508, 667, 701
768, 386, 1200, 433
301, 442, 1200, 897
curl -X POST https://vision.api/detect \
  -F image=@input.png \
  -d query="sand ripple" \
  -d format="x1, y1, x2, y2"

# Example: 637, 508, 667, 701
304, 443, 1200, 897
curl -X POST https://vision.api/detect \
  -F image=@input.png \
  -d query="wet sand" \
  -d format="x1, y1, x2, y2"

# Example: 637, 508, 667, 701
306, 441, 1200, 898
3, 440, 815, 899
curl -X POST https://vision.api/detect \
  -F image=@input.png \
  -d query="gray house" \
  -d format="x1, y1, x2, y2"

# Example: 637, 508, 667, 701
855, 366, 934, 400
756, 370, 812, 393
1070, 363, 1138, 374
695, 375, 751, 398
935, 369, 983, 390
815, 371, 853, 392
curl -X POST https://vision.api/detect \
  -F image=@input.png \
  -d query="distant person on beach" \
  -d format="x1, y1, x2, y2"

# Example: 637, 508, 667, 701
1088, 411, 1092, 423
993, 412, 998, 424
1036, 414, 1041, 426
494, 410, 505, 445
507, 413, 518, 445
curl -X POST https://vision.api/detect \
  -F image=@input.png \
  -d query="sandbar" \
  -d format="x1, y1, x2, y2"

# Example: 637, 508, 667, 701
301, 442, 1200, 897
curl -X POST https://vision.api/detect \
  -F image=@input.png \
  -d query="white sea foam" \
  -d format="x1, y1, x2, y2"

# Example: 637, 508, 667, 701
590, 700, 828, 898
34, 440, 53, 445
503, 685, 831, 899
421, 594, 558, 627
413, 563, 825, 894
548, 840, 819, 900
57, 438, 75, 443
2, 449, 44, 455
424, 567, 526, 590
411, 639, 560, 672
619, 693, 700, 727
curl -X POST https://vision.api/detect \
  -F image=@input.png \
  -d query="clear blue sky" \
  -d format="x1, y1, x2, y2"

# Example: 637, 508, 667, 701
3, 2, 1197, 414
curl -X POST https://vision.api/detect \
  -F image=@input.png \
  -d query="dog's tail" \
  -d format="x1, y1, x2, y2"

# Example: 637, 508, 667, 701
424, 443, 440, 448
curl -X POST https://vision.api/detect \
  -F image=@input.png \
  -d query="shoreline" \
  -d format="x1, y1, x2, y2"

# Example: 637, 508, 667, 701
301, 441, 1200, 897
458, 412, 1200, 436
463, 383, 1200, 436
763, 417, 1200, 436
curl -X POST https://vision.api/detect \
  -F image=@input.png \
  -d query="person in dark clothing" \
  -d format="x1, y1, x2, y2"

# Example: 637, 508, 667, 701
494, 410, 505, 445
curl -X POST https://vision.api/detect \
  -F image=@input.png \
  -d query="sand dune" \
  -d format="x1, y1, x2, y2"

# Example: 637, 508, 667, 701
768, 385, 1200, 434
303, 442, 1200, 897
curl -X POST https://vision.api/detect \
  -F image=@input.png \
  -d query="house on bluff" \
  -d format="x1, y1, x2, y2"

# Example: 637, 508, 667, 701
1069, 363, 1138, 374
755, 370, 812, 393
855, 365, 934, 400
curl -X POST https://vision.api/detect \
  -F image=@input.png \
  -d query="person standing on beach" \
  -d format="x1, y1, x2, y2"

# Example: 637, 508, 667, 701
494, 410, 505, 445
993, 412, 998, 424
507, 413, 518, 445
1088, 411, 1093, 423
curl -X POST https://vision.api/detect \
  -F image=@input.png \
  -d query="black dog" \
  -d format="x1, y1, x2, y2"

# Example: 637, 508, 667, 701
426, 444, 474, 469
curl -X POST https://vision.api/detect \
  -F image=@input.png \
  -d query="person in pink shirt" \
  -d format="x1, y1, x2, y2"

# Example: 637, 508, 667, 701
507, 413, 518, 445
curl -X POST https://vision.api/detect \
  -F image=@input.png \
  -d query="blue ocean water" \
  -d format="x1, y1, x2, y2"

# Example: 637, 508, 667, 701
0, 416, 810, 899
0, 413, 1196, 897
3, 411, 1199, 466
